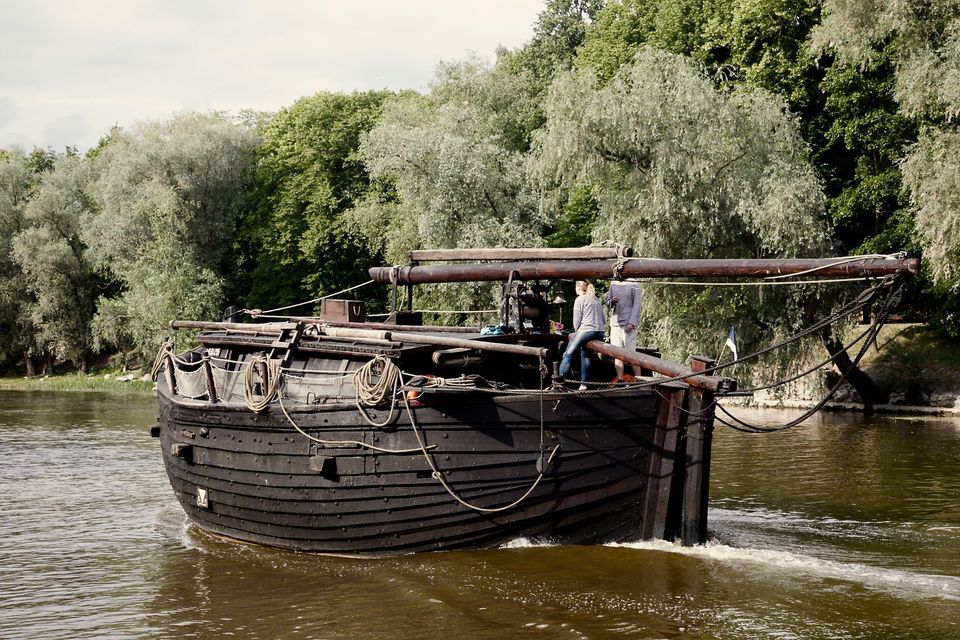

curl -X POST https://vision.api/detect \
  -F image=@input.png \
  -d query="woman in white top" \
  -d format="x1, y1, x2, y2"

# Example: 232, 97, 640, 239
559, 280, 605, 389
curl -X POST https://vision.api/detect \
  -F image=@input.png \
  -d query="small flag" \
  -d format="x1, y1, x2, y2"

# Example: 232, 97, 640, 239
724, 326, 738, 361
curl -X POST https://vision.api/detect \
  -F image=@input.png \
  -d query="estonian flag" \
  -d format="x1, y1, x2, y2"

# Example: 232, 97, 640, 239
724, 326, 738, 361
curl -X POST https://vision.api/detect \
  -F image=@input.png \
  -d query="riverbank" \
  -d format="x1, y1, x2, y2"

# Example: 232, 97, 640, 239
0, 370, 154, 393
738, 323, 960, 415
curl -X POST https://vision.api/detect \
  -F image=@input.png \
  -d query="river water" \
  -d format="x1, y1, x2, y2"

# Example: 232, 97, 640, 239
1, 390, 958, 639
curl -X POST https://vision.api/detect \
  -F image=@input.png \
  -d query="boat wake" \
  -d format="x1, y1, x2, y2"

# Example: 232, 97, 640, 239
610, 537, 960, 602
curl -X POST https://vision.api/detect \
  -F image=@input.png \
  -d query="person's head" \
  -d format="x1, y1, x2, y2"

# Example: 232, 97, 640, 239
575, 280, 594, 296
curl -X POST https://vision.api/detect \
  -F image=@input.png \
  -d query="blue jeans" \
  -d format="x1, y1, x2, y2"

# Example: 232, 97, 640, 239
559, 330, 605, 382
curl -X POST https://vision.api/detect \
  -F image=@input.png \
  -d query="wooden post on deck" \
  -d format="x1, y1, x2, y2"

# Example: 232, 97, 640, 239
165, 351, 178, 396
201, 354, 218, 403
680, 355, 716, 546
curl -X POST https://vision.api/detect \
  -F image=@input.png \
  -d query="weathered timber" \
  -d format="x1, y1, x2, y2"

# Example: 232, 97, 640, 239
283, 317, 482, 334
407, 246, 632, 262
173, 319, 549, 359
584, 341, 735, 393
370, 257, 920, 284
158, 384, 661, 553
642, 385, 685, 540
399, 333, 550, 358
680, 355, 715, 546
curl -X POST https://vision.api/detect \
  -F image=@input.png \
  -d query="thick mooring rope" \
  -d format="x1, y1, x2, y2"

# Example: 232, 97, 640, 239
353, 355, 402, 427
243, 353, 281, 413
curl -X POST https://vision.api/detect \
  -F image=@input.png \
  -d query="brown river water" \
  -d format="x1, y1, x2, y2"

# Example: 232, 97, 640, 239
1, 390, 959, 639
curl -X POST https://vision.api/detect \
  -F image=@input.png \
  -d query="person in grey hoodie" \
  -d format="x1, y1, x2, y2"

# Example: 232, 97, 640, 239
606, 279, 642, 379
559, 280, 605, 389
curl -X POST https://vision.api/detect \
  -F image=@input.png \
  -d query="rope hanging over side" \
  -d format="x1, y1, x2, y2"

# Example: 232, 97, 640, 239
353, 355, 402, 427
151, 340, 172, 382
403, 391, 560, 513
244, 353, 281, 412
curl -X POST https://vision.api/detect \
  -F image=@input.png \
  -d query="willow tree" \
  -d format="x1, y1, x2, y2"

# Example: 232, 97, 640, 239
532, 47, 848, 388
0, 149, 38, 373
13, 155, 98, 371
812, 1, 960, 334
351, 59, 548, 317
84, 113, 258, 362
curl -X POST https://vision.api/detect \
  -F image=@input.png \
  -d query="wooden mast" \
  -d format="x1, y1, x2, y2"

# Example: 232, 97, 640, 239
370, 256, 919, 284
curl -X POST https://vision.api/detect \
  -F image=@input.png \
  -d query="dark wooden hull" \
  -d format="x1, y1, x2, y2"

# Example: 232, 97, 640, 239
157, 379, 707, 554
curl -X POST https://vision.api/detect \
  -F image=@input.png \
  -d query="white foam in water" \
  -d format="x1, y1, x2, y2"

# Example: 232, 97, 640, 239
501, 536, 557, 549
609, 538, 960, 602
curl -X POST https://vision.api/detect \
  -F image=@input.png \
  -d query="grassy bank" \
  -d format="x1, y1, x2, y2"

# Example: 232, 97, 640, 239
0, 370, 155, 393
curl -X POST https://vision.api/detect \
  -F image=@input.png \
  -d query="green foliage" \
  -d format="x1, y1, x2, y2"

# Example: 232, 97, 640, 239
85, 112, 258, 361
816, 43, 917, 252
500, 0, 605, 94
355, 61, 549, 316
901, 128, 960, 283
813, 0, 960, 337
544, 186, 599, 248
0, 148, 34, 370
12, 155, 99, 370
532, 47, 833, 364
243, 91, 392, 312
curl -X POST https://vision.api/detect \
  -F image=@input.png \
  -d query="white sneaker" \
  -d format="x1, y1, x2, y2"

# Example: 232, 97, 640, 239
578, 384, 587, 391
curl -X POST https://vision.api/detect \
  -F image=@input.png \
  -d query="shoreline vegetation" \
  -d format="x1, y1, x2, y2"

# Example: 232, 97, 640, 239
0, 369, 154, 393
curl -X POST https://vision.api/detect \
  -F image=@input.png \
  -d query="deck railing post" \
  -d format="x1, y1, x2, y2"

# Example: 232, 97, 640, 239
165, 351, 178, 396
680, 355, 716, 546
202, 354, 218, 403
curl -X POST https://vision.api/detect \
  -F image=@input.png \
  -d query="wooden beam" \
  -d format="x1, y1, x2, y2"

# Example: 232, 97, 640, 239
370, 256, 920, 285
407, 246, 632, 262
584, 341, 735, 393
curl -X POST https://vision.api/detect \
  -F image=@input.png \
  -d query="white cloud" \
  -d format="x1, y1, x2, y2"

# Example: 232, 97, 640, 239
0, 0, 544, 151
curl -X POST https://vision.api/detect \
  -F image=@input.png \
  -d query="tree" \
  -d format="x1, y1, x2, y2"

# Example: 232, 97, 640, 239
813, 0, 960, 333
242, 91, 392, 313
352, 60, 548, 317
531, 47, 839, 380
13, 155, 99, 371
85, 112, 258, 361
0, 148, 38, 374
501, 0, 606, 97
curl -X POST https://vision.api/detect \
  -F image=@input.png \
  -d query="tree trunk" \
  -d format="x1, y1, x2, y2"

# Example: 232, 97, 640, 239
821, 327, 889, 413
23, 351, 36, 377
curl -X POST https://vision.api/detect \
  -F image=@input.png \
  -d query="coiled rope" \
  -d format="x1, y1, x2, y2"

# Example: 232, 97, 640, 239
243, 353, 281, 412
353, 355, 402, 427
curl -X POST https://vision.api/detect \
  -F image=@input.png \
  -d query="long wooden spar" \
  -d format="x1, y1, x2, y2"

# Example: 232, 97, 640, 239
169, 320, 549, 359
370, 256, 919, 285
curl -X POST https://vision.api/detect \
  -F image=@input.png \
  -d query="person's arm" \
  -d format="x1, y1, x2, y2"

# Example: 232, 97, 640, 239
572, 296, 583, 330
628, 284, 642, 330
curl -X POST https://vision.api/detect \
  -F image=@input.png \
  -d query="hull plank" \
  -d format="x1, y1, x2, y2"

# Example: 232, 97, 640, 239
158, 378, 686, 553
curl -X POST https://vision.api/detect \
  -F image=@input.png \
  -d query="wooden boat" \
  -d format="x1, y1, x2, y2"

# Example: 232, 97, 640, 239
154, 250, 918, 554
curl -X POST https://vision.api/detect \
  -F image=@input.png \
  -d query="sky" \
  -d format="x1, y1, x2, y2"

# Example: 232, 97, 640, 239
0, 0, 545, 152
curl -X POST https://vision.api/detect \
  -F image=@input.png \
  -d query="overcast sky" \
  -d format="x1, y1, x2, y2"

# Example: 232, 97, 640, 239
0, 0, 545, 152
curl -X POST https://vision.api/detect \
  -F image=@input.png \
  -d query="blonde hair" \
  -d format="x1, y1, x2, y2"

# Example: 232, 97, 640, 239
575, 280, 595, 296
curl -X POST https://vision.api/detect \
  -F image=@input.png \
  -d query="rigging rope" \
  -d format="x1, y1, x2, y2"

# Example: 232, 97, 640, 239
246, 279, 374, 317
715, 279, 903, 433
403, 390, 560, 513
